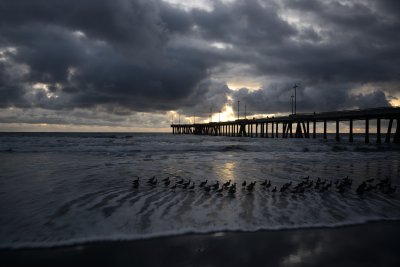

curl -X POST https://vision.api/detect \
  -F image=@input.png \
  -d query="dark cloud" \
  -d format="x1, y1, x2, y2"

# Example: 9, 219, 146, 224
0, 0, 399, 128
232, 83, 390, 115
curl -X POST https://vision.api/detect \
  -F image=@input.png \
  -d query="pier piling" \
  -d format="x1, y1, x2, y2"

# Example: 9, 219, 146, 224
349, 119, 353, 143
365, 118, 369, 144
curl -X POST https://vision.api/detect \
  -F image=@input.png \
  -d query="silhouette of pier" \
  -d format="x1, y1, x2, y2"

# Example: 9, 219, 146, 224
171, 107, 400, 144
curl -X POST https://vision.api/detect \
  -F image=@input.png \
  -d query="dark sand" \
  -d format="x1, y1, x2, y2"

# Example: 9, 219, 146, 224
1, 220, 400, 267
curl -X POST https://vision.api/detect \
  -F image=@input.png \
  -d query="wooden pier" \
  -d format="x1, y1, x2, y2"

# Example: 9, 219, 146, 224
171, 107, 400, 144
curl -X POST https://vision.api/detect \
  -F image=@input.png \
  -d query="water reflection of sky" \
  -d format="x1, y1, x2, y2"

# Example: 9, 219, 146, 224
216, 162, 236, 183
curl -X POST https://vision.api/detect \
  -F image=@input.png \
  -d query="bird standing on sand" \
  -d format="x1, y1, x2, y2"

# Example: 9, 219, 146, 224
356, 181, 367, 194
212, 181, 220, 190
242, 181, 247, 187
147, 176, 157, 185
228, 183, 236, 194
199, 180, 208, 187
246, 182, 256, 192
147, 176, 156, 183
223, 180, 231, 189
132, 177, 139, 188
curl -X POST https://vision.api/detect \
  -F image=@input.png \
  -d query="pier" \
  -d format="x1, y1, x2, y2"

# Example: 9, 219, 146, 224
171, 107, 400, 144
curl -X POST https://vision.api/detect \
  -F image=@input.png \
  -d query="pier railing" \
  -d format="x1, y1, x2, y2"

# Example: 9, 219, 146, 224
171, 107, 400, 144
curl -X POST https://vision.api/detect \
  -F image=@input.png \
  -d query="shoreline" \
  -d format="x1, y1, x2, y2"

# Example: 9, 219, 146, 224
2, 220, 400, 266
1, 218, 400, 251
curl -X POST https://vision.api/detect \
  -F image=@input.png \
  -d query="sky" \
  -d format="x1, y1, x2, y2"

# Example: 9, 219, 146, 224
0, 0, 399, 132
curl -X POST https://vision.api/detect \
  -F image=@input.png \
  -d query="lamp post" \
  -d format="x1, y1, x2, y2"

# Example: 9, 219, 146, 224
293, 84, 298, 115
219, 110, 221, 122
245, 104, 247, 119
291, 95, 294, 115
237, 100, 240, 120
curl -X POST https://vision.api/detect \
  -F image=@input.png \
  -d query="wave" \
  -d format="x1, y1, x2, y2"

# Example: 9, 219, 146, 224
1, 218, 399, 250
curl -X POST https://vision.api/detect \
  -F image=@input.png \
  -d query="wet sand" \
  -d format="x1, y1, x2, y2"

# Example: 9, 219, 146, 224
1, 220, 400, 267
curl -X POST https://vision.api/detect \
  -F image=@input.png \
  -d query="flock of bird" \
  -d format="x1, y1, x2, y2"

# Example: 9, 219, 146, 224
132, 175, 397, 196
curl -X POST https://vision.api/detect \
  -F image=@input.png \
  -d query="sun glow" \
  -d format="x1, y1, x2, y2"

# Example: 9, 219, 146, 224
210, 105, 236, 122
227, 81, 262, 91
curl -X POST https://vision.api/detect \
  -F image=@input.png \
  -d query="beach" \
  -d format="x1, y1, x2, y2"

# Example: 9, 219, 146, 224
2, 220, 400, 266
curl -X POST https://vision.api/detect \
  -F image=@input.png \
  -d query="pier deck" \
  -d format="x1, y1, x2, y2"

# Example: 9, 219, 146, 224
171, 107, 400, 143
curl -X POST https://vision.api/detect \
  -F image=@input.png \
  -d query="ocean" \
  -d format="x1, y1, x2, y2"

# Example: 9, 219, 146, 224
0, 132, 399, 249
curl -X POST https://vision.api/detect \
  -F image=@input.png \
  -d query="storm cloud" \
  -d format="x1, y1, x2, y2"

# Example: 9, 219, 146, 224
0, 0, 399, 129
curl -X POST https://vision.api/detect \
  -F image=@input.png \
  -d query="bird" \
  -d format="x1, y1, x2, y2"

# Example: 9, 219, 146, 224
147, 176, 157, 185
132, 178, 139, 188
356, 182, 367, 194
212, 181, 220, 190
260, 180, 267, 186
199, 180, 208, 187
147, 176, 156, 183
162, 177, 170, 182
223, 180, 231, 188
292, 186, 305, 193
216, 187, 224, 193
204, 185, 211, 192
228, 185, 236, 194
171, 183, 177, 189
246, 182, 256, 192
343, 176, 352, 186
182, 181, 192, 189
164, 180, 171, 186
177, 178, 184, 184
272, 186, 277, 192
280, 182, 291, 192
265, 180, 271, 188
337, 185, 345, 193
242, 181, 247, 187
188, 183, 195, 190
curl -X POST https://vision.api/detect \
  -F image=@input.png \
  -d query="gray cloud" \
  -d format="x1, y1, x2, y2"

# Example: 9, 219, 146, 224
0, 0, 399, 128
